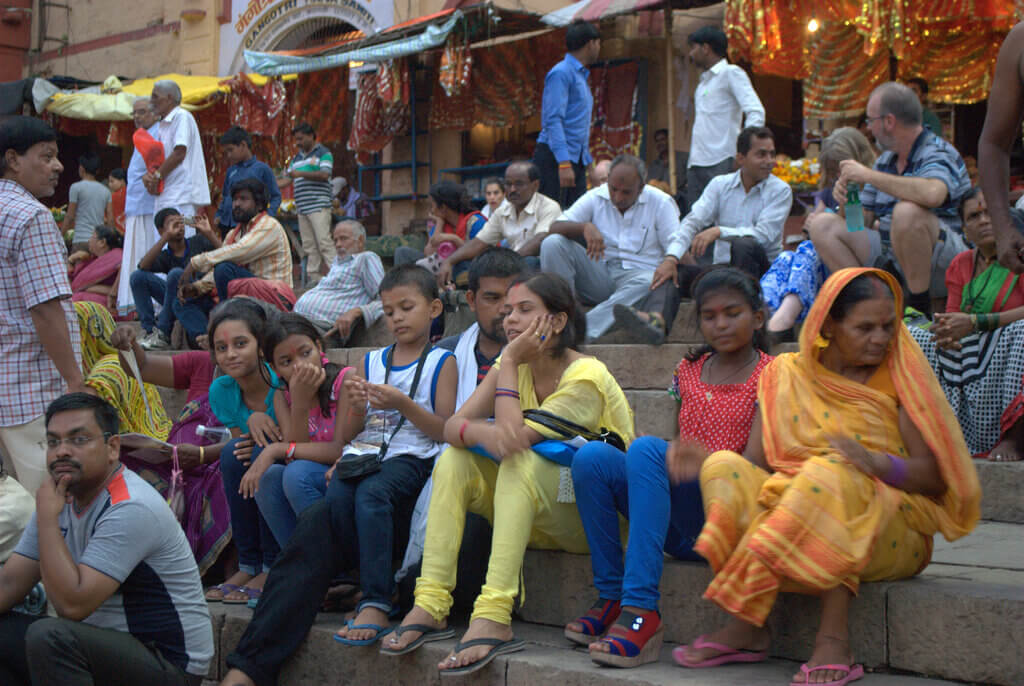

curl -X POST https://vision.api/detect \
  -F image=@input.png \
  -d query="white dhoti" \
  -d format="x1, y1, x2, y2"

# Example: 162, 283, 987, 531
117, 214, 159, 315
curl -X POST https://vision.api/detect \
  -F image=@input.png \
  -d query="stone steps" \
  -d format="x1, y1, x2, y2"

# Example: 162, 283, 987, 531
517, 520, 1024, 686
206, 605, 967, 686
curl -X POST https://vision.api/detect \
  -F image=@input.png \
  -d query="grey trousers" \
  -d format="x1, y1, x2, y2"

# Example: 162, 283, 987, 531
686, 158, 735, 210
540, 233, 674, 340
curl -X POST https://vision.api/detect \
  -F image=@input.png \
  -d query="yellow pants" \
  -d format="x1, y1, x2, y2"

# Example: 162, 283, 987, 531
695, 451, 931, 626
415, 446, 589, 625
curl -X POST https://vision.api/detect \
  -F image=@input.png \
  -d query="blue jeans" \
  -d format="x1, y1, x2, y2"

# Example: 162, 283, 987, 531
170, 267, 215, 343
128, 270, 175, 335
325, 454, 432, 613
213, 262, 256, 301
571, 436, 704, 611
255, 459, 330, 547
221, 439, 281, 575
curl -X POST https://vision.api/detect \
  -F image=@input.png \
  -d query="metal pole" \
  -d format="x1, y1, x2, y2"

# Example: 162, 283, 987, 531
664, 4, 676, 193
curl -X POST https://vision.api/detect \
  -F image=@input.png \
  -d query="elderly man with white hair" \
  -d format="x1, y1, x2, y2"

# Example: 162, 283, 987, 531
143, 79, 210, 221
293, 219, 385, 346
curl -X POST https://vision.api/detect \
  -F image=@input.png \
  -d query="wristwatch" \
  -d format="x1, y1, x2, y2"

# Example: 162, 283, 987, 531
153, 170, 162, 180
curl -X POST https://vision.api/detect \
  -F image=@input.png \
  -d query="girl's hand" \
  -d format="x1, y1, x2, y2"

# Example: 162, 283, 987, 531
502, 314, 554, 365
290, 362, 326, 403
478, 422, 531, 461
239, 447, 278, 498
232, 435, 255, 465
247, 412, 282, 447
325, 459, 338, 485
366, 383, 408, 411
665, 439, 708, 484
344, 375, 369, 408
829, 435, 888, 478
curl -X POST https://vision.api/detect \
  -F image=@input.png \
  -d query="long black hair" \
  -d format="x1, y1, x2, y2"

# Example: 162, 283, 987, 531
207, 298, 272, 386
507, 271, 586, 353
685, 266, 770, 362
262, 312, 342, 418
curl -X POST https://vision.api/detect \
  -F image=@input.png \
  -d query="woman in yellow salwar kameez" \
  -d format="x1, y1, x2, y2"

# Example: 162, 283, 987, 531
676, 268, 980, 686
383, 272, 634, 676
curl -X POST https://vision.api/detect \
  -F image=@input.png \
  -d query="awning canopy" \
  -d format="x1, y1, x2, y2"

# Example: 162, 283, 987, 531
245, 2, 548, 76
40, 73, 295, 121
542, 0, 665, 26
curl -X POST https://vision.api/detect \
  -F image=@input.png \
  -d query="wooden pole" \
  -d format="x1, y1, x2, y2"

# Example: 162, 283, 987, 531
664, 4, 676, 192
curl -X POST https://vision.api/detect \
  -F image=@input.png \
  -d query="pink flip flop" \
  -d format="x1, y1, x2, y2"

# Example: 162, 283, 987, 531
790, 662, 864, 686
672, 634, 768, 668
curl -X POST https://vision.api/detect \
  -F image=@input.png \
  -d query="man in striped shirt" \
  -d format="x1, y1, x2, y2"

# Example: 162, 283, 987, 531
294, 219, 384, 345
279, 123, 334, 286
173, 178, 292, 344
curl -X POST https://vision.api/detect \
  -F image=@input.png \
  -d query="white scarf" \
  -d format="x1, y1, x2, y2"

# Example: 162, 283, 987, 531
397, 323, 483, 581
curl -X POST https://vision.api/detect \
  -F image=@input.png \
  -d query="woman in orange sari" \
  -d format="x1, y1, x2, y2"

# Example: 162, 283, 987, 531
675, 268, 980, 686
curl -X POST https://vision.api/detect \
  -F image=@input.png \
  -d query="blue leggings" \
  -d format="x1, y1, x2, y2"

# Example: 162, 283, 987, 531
255, 459, 330, 547
571, 436, 704, 611
221, 438, 281, 575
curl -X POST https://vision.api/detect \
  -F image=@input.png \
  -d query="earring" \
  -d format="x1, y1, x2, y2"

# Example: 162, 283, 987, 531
814, 333, 830, 350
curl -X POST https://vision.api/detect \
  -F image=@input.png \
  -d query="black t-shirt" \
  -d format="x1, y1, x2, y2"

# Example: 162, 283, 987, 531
141, 235, 216, 274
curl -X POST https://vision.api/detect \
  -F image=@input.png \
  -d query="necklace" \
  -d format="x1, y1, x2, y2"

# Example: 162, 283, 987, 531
704, 349, 758, 400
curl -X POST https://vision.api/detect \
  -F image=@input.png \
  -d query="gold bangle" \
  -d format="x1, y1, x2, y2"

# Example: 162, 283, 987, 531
199, 445, 205, 465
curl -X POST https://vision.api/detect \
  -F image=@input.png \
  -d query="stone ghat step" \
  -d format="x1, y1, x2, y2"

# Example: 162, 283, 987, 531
518, 521, 1024, 686
207, 605, 964, 686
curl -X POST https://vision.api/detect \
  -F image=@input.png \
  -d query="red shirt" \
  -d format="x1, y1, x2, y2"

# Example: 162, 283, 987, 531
172, 351, 216, 402
671, 351, 773, 453
945, 249, 1024, 313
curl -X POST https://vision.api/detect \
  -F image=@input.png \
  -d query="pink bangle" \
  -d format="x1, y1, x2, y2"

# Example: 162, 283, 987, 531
458, 420, 469, 445
286, 442, 297, 460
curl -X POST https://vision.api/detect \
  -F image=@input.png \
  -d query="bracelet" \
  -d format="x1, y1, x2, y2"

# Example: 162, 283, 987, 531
458, 420, 470, 445
199, 445, 205, 465
882, 453, 909, 488
983, 312, 1000, 331
971, 313, 978, 331
494, 390, 521, 400
153, 170, 162, 180
558, 161, 573, 170
286, 442, 297, 459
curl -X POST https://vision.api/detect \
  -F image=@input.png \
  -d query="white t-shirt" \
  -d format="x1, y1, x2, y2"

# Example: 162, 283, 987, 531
155, 106, 211, 212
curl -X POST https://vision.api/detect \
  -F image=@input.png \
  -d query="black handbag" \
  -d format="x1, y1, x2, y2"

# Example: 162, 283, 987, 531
334, 344, 430, 480
522, 408, 626, 452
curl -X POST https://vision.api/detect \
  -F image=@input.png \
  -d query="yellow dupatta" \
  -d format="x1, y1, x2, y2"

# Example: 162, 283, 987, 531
762, 267, 980, 542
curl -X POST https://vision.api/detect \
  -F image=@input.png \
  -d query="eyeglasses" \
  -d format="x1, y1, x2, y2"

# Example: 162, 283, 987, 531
46, 433, 112, 450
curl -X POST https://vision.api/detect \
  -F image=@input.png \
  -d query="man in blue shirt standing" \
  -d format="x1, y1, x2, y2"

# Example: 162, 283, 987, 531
534, 20, 600, 208
216, 126, 281, 236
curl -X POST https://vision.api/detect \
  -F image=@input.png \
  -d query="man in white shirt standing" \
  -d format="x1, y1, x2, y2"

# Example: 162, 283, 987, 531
541, 154, 682, 344
686, 26, 765, 210
143, 80, 210, 224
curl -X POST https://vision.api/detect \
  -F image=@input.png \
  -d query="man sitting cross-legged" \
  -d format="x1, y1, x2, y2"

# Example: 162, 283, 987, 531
0, 393, 213, 686
809, 81, 971, 318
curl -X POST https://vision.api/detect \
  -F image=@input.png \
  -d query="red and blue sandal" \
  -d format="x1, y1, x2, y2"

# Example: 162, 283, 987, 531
564, 598, 621, 646
590, 609, 664, 668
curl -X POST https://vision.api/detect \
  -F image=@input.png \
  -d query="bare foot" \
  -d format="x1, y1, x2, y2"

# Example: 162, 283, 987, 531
206, 570, 254, 601
792, 635, 855, 684
676, 618, 770, 664
989, 437, 1023, 462
219, 668, 255, 686
335, 606, 390, 643
223, 571, 266, 603
384, 605, 447, 652
438, 617, 513, 671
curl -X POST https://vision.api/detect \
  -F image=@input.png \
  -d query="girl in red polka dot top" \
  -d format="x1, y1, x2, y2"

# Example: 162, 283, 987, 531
567, 267, 773, 669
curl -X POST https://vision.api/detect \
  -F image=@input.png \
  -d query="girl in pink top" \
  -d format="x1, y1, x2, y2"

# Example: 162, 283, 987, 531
240, 312, 359, 547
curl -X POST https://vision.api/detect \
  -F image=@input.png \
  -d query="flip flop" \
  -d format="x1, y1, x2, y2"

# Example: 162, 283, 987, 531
204, 583, 240, 602
790, 662, 864, 686
379, 624, 456, 656
222, 585, 262, 605
439, 637, 526, 677
333, 619, 395, 646
672, 634, 768, 668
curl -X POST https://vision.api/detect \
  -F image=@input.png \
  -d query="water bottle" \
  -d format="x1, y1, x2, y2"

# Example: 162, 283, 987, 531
845, 182, 865, 232
196, 425, 232, 443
